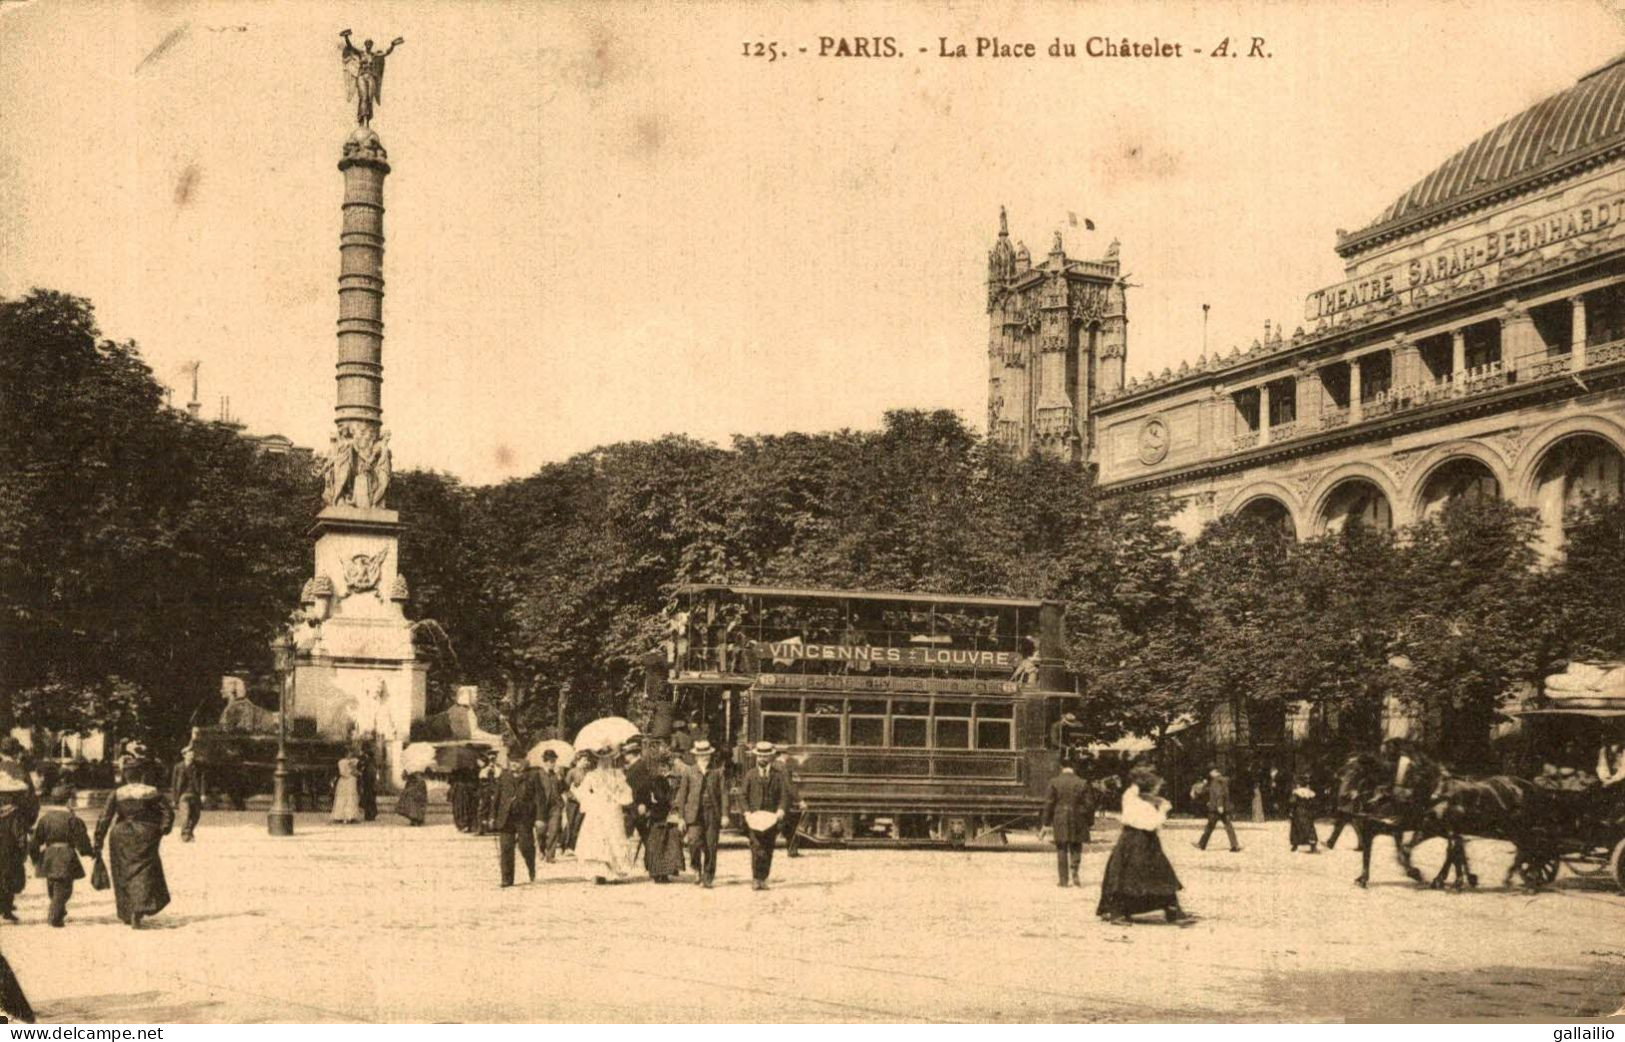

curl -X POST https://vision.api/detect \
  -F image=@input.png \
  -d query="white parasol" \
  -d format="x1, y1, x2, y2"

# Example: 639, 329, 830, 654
573, 716, 640, 754
398, 743, 437, 775
526, 738, 576, 768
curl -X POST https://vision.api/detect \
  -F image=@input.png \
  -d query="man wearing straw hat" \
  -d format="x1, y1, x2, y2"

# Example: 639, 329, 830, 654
742, 740, 790, 890
684, 739, 726, 887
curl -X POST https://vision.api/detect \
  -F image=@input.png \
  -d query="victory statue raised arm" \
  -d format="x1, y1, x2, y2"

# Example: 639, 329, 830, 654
340, 29, 404, 127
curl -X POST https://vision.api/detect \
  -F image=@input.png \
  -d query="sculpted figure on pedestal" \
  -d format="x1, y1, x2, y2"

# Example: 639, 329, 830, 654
340, 30, 404, 128
320, 423, 393, 509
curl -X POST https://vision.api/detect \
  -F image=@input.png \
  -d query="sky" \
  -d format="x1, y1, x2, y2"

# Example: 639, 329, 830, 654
3, 0, 1624, 485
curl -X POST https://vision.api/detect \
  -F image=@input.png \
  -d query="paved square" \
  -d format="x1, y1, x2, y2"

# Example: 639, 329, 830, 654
5, 811, 1622, 1022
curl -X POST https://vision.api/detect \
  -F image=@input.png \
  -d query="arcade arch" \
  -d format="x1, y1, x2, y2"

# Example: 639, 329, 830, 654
1319, 478, 1394, 535
1528, 432, 1624, 553
1416, 456, 1502, 519
1234, 495, 1296, 538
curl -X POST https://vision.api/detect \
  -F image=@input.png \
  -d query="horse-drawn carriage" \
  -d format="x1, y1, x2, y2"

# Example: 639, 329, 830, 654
1502, 703, 1625, 893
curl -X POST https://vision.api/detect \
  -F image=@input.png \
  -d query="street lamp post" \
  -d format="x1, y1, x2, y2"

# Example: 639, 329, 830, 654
268, 630, 296, 836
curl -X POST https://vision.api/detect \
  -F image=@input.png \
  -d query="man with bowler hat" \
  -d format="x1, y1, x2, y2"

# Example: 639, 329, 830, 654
493, 750, 538, 886
742, 741, 790, 890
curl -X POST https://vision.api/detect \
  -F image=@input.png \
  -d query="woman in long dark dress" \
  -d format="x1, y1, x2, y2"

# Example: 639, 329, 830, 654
0, 742, 39, 924
93, 759, 173, 928
396, 772, 428, 826
1098, 767, 1188, 925
1288, 773, 1320, 853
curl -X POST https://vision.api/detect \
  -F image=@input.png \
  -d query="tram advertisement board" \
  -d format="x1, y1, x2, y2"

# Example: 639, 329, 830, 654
752, 639, 1018, 671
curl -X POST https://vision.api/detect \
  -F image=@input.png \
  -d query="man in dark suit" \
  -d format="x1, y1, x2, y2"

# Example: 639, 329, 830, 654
170, 747, 203, 842
1194, 766, 1242, 852
621, 736, 658, 853
742, 741, 790, 890
685, 739, 726, 887
493, 751, 538, 886
536, 751, 564, 862
356, 745, 378, 822
779, 753, 806, 857
1042, 758, 1093, 887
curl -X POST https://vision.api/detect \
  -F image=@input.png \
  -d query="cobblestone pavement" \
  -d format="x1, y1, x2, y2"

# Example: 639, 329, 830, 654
3, 811, 1622, 1023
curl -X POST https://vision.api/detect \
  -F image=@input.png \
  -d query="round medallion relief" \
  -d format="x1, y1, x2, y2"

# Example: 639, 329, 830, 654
1138, 418, 1169, 465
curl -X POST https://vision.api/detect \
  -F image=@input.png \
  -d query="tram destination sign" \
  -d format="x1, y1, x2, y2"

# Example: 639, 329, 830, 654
752, 640, 1018, 671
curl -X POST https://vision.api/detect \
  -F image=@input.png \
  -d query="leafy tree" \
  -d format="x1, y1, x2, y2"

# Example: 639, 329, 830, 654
1542, 494, 1625, 661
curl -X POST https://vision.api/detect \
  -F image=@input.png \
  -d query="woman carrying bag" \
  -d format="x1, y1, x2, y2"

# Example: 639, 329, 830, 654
92, 755, 174, 929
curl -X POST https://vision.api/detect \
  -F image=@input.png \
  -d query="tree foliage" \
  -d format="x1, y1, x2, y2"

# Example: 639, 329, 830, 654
11, 288, 1625, 763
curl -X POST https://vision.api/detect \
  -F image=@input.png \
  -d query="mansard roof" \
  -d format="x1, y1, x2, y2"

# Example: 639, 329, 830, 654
1340, 52, 1625, 257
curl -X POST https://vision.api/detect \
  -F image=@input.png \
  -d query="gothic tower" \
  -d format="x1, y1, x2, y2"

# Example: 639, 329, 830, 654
985, 209, 1126, 464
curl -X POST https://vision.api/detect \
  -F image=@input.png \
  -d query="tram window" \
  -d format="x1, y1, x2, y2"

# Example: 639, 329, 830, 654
805, 714, 841, 746
762, 714, 799, 746
892, 717, 928, 747
848, 699, 886, 715
807, 698, 843, 717
975, 702, 1014, 718
935, 701, 973, 749
976, 719, 1013, 750
760, 697, 802, 713
892, 700, 929, 716
849, 715, 885, 747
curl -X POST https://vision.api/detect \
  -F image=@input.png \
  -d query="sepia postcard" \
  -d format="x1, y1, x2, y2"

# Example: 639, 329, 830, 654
1, 0, 1624, 1029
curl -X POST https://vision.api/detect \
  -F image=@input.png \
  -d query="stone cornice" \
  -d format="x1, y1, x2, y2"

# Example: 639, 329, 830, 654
1097, 357, 1625, 497
1094, 246, 1625, 415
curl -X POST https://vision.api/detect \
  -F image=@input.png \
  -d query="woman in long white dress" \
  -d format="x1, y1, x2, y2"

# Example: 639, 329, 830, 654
572, 742, 634, 883
330, 755, 361, 824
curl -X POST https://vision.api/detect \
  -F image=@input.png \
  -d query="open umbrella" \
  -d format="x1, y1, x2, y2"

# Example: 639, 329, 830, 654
526, 738, 576, 768
398, 743, 437, 775
573, 716, 639, 754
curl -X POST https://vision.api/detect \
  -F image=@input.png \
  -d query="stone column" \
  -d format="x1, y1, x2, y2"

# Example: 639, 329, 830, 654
335, 136, 391, 432
1295, 368, 1321, 427
1571, 294, 1589, 370
1499, 300, 1540, 376
1349, 356, 1363, 423
1393, 334, 1418, 391
1258, 382, 1272, 446
1451, 328, 1467, 377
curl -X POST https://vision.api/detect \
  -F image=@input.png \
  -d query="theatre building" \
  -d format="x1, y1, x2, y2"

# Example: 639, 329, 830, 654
992, 53, 1625, 557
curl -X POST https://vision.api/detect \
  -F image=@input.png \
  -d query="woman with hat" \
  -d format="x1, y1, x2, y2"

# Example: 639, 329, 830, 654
93, 759, 174, 928
330, 748, 362, 824
0, 737, 39, 924
396, 769, 429, 826
571, 740, 634, 883
1097, 765, 1190, 925
1288, 772, 1321, 853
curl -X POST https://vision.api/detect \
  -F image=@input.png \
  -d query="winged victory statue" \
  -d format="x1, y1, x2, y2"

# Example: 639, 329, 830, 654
340, 29, 404, 128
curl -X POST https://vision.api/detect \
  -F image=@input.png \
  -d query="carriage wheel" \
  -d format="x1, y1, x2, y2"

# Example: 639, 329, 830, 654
1519, 854, 1561, 888
1609, 837, 1625, 895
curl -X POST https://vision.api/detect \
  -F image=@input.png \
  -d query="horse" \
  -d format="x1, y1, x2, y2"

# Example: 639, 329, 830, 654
1335, 749, 1426, 888
1396, 746, 1559, 890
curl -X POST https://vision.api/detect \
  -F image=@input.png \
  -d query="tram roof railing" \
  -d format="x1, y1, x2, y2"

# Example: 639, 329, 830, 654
673, 583, 1051, 610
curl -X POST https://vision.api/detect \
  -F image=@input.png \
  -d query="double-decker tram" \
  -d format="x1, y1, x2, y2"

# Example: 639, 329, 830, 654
667, 584, 1079, 846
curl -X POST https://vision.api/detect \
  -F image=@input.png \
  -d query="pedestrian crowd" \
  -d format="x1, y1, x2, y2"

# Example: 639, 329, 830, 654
403, 719, 805, 892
